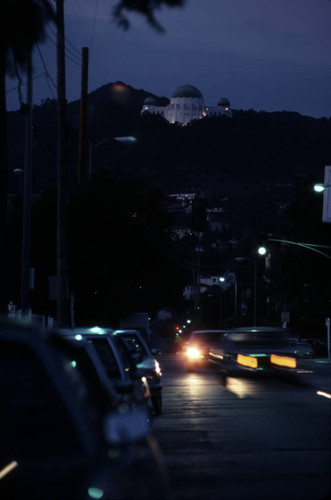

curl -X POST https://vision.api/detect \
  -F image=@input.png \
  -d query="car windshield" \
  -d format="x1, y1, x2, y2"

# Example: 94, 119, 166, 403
224, 331, 292, 349
190, 331, 225, 343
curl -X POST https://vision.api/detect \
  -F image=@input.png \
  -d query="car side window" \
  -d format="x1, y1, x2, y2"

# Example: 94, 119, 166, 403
88, 339, 121, 378
0, 340, 83, 458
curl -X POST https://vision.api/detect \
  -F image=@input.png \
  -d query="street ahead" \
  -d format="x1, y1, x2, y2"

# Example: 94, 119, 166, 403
153, 353, 331, 500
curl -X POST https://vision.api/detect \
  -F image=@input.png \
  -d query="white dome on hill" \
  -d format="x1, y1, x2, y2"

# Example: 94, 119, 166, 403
141, 85, 232, 125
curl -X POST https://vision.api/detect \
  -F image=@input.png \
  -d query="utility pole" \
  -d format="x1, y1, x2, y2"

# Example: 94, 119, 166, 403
0, 3, 8, 312
20, 49, 33, 314
77, 47, 88, 185
56, 0, 69, 326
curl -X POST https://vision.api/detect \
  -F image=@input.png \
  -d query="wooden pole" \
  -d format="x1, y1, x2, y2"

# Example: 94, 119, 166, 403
77, 47, 89, 185
20, 49, 33, 314
56, 0, 69, 326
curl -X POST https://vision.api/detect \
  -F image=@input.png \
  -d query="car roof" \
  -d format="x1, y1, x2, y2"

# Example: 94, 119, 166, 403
55, 326, 114, 336
191, 329, 227, 334
52, 327, 134, 379
228, 325, 293, 333
229, 326, 296, 334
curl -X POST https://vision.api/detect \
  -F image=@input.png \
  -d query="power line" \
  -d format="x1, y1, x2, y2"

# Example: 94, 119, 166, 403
6, 72, 46, 95
36, 44, 57, 98
45, 25, 81, 66
14, 61, 24, 105
90, 0, 100, 53
46, 22, 81, 57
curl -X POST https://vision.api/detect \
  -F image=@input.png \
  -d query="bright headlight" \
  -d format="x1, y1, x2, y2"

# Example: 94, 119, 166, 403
186, 347, 202, 360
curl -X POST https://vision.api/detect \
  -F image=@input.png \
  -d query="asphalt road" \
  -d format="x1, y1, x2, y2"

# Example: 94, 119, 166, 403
153, 352, 331, 500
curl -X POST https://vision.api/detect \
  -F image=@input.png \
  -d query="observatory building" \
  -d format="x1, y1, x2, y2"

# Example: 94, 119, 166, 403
141, 84, 232, 125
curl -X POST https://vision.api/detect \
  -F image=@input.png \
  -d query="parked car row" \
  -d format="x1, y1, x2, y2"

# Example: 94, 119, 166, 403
0, 317, 167, 499
180, 326, 322, 381
112, 329, 163, 414
52, 327, 154, 416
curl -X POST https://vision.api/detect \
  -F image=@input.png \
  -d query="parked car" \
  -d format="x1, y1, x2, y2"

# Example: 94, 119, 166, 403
287, 337, 315, 358
209, 326, 311, 379
0, 317, 169, 499
180, 329, 227, 371
113, 329, 163, 414
53, 327, 153, 415
305, 338, 328, 357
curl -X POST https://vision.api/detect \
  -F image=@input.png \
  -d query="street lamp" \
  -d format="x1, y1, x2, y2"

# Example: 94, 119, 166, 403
314, 166, 331, 223
258, 246, 267, 256
88, 136, 137, 181
235, 257, 257, 326
313, 183, 331, 193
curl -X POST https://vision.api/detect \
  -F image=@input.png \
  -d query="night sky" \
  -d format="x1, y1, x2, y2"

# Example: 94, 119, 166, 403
5, 0, 331, 118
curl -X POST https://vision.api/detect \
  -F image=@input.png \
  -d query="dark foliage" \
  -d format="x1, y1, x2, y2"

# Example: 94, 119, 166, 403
112, 0, 185, 32
4, 0, 55, 75
7, 174, 187, 325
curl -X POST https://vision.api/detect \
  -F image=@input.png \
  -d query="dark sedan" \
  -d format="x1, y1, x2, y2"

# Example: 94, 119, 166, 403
180, 329, 227, 371
208, 326, 311, 379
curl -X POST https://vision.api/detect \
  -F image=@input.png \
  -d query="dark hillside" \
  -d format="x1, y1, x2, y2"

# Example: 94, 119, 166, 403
5, 82, 331, 328
7, 81, 331, 201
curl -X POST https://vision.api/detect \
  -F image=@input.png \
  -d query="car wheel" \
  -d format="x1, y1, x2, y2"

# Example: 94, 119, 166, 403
152, 394, 162, 415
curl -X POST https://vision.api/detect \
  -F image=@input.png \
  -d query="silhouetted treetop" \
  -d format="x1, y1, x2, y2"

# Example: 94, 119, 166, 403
112, 0, 185, 32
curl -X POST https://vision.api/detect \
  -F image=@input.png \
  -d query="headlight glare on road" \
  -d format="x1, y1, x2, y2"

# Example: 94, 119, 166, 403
270, 354, 297, 369
237, 354, 258, 369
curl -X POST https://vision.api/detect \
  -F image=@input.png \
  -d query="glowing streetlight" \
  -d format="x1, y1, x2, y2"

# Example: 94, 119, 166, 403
313, 183, 328, 193
314, 166, 331, 223
258, 246, 267, 256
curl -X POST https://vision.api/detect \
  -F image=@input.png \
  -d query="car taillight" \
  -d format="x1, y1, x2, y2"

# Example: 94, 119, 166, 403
270, 354, 297, 369
237, 354, 258, 369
